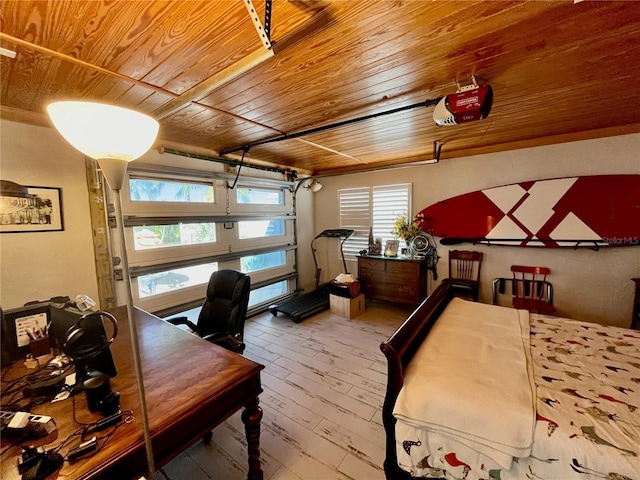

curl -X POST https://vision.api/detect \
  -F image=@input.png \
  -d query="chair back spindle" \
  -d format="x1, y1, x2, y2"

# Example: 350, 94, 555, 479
510, 265, 555, 314
448, 250, 483, 302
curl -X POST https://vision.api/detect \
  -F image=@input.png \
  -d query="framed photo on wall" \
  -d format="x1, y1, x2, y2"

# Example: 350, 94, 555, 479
0, 180, 64, 233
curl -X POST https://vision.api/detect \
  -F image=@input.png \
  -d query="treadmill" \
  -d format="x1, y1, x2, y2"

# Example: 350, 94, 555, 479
269, 229, 354, 323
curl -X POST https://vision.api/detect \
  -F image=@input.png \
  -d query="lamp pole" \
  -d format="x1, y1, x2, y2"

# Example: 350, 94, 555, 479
46, 101, 159, 478
109, 184, 156, 477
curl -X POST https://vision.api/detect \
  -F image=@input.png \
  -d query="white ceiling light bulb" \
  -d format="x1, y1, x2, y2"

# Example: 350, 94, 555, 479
46, 101, 159, 190
305, 179, 323, 192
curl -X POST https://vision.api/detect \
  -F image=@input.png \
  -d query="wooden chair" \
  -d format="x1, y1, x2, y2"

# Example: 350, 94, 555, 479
448, 250, 483, 301
510, 265, 555, 314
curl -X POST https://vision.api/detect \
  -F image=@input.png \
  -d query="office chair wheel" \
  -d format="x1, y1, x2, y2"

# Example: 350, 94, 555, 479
203, 431, 213, 445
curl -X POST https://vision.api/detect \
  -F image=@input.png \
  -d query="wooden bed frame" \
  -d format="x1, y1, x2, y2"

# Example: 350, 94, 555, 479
379, 279, 458, 480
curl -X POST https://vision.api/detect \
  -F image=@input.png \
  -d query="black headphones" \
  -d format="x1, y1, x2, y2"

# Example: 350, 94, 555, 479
62, 311, 118, 361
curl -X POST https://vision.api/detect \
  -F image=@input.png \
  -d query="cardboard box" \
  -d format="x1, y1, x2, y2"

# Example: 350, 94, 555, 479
330, 293, 365, 319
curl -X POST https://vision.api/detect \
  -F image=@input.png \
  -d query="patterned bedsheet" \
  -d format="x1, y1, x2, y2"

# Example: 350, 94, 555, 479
395, 313, 640, 479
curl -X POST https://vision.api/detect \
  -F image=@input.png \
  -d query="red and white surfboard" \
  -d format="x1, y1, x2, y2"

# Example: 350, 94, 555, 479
417, 175, 640, 248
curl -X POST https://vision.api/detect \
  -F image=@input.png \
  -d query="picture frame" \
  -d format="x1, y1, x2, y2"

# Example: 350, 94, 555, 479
1, 303, 51, 363
384, 239, 399, 257
0, 181, 64, 233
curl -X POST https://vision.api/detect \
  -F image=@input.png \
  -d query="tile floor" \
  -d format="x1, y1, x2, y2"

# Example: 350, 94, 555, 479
155, 299, 412, 480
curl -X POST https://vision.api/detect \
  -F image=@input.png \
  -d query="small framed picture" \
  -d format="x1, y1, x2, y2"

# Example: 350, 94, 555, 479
384, 239, 399, 257
0, 181, 64, 233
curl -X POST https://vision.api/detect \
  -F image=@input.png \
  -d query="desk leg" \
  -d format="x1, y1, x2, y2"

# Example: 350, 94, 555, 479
242, 397, 263, 480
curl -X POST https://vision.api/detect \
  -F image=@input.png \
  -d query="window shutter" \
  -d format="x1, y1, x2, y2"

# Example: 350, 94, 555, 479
339, 188, 371, 259
339, 184, 411, 260
373, 184, 411, 244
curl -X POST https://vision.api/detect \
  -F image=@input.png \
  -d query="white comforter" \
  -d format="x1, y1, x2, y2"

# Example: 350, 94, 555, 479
392, 299, 640, 480
393, 298, 536, 473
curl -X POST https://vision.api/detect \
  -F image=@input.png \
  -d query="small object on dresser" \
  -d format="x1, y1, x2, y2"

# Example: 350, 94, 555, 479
369, 235, 382, 255
384, 240, 399, 257
368, 227, 375, 253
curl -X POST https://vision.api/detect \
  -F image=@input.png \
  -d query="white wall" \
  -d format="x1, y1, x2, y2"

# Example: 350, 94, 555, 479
2, 118, 638, 326
312, 134, 640, 328
0, 119, 100, 309
0, 118, 315, 311
293, 186, 318, 294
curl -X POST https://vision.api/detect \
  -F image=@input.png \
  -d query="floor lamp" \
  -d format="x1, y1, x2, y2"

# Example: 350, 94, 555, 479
47, 101, 159, 477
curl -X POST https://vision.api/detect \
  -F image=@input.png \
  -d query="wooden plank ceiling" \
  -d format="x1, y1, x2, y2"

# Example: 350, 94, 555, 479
2, 1, 640, 176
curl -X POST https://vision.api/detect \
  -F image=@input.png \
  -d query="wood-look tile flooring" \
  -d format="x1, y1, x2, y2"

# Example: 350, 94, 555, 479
156, 299, 412, 480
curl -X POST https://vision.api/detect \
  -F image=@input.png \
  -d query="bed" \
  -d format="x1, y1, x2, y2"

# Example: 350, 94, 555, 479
380, 279, 639, 480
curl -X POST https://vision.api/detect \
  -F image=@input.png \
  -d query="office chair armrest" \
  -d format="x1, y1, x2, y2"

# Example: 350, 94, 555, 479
166, 316, 199, 332
202, 332, 245, 354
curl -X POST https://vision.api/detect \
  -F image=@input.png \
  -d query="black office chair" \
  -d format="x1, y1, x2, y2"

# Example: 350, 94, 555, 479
167, 269, 251, 354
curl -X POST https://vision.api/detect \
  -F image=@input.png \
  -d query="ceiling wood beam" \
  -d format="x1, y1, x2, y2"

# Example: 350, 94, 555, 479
0, 35, 354, 167
0, 33, 174, 99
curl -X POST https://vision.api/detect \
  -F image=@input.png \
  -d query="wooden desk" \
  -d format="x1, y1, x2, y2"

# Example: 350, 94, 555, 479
1, 306, 264, 480
357, 255, 430, 306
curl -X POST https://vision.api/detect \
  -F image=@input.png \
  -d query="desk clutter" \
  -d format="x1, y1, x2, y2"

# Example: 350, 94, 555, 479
1, 296, 133, 480
3, 303, 266, 480
1, 351, 133, 480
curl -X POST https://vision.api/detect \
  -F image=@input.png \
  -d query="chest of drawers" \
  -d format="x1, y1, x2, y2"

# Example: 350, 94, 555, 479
357, 255, 429, 306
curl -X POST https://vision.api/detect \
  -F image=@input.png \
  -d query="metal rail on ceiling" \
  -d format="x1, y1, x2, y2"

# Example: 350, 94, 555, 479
161, 147, 291, 175
220, 96, 443, 155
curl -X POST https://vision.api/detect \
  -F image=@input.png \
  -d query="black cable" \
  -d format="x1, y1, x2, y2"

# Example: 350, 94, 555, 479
226, 147, 248, 190
220, 96, 443, 154
2, 362, 74, 411
1, 361, 47, 396
52, 426, 85, 455
62, 410, 134, 462
25, 363, 74, 384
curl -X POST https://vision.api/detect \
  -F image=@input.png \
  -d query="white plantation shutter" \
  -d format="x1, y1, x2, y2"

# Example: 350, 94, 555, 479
339, 184, 411, 260
373, 184, 411, 243
339, 188, 371, 259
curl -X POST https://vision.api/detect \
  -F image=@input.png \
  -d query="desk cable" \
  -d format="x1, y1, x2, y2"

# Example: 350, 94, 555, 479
1, 358, 73, 410
48, 409, 134, 462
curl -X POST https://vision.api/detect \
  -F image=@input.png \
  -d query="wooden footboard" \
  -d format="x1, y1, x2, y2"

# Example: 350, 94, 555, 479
379, 279, 455, 480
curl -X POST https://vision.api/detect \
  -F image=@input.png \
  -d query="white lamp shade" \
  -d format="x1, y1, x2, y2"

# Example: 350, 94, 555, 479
47, 101, 159, 190
46, 101, 159, 162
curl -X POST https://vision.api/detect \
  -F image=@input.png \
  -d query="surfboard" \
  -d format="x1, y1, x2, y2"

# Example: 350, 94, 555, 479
416, 175, 640, 248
